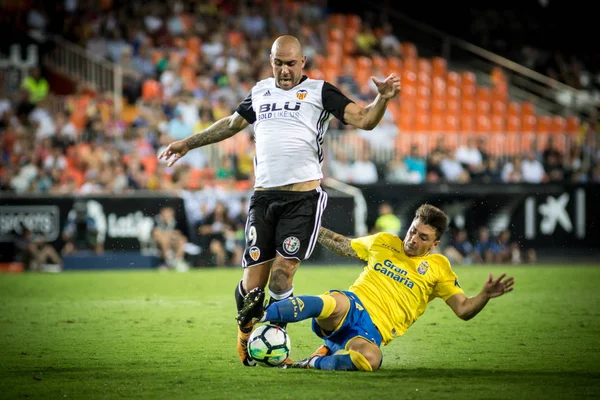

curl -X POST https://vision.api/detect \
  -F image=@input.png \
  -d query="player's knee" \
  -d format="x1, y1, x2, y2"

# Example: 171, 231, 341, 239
365, 351, 382, 371
330, 292, 350, 319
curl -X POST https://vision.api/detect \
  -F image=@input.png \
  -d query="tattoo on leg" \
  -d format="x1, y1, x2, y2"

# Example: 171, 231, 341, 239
269, 268, 290, 293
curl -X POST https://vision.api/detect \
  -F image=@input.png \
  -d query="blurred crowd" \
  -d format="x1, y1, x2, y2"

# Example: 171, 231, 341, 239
2, 0, 599, 196
371, 202, 535, 266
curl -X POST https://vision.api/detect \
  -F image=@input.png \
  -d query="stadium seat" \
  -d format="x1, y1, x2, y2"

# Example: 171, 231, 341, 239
415, 110, 431, 132
371, 56, 387, 73
506, 115, 520, 133
521, 114, 537, 133
550, 116, 566, 133
432, 57, 447, 77
460, 114, 476, 133
521, 102, 535, 116
476, 114, 491, 133
401, 70, 417, 88
430, 114, 444, 133
461, 100, 475, 117
432, 75, 446, 97
387, 57, 402, 75
401, 83, 417, 101
491, 99, 507, 117
491, 67, 507, 86
402, 42, 418, 59
417, 70, 431, 89
357, 56, 372, 72
447, 71, 461, 87
446, 100, 460, 117
476, 98, 491, 115
418, 58, 432, 74
490, 115, 504, 133
537, 116, 552, 134
398, 108, 415, 132
432, 98, 445, 115
444, 115, 459, 133
416, 84, 431, 101
507, 102, 520, 116
447, 83, 460, 101
565, 115, 580, 134
142, 80, 162, 100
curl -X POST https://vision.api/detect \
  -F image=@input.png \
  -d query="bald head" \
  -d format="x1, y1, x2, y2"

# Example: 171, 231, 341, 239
271, 35, 303, 57
270, 35, 306, 90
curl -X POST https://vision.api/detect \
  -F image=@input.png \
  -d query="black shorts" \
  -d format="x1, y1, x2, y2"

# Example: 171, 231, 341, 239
242, 187, 328, 267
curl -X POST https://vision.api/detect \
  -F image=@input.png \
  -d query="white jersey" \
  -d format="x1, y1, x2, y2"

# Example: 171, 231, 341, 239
236, 76, 353, 188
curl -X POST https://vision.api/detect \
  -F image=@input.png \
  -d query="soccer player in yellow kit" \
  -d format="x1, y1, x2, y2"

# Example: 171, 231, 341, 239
238, 204, 514, 371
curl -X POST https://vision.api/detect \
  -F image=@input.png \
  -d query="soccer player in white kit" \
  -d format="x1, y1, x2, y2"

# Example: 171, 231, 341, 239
159, 35, 400, 366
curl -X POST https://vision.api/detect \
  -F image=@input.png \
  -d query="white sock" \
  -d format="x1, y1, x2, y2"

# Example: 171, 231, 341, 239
309, 357, 319, 368
269, 285, 294, 301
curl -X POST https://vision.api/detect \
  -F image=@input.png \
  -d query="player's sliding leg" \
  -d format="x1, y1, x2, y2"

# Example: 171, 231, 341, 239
292, 338, 381, 372
261, 293, 336, 324
235, 262, 271, 366
266, 255, 301, 330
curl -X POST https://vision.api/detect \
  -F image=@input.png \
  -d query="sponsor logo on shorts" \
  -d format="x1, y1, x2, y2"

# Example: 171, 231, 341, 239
296, 89, 308, 100
283, 236, 300, 255
249, 246, 261, 261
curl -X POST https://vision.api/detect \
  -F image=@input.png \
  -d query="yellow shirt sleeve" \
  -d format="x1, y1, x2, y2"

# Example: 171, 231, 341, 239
350, 234, 381, 261
432, 256, 464, 301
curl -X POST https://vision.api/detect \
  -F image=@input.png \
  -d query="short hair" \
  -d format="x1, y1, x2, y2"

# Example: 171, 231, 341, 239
414, 204, 448, 240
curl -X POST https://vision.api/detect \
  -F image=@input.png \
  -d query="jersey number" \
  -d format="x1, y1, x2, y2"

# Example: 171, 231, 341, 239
248, 226, 257, 246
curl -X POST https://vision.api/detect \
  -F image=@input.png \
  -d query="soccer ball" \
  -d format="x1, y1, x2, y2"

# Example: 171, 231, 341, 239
247, 324, 291, 367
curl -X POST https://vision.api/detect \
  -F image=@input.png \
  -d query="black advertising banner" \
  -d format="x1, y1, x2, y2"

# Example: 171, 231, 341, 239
0, 194, 188, 262
356, 184, 599, 250
1, 185, 597, 264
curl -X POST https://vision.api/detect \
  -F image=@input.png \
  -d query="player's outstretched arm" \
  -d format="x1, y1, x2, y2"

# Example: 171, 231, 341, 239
445, 273, 515, 321
317, 227, 360, 259
342, 73, 401, 131
158, 112, 249, 167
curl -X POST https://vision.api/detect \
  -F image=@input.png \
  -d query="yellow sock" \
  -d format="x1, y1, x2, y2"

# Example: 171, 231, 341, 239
348, 350, 373, 372
316, 294, 336, 320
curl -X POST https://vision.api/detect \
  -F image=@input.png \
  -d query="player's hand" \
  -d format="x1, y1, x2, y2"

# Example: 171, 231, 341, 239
158, 140, 190, 167
371, 73, 401, 99
483, 273, 515, 299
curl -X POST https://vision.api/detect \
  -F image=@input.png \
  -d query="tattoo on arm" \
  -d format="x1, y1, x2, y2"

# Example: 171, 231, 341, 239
185, 115, 246, 149
318, 227, 359, 259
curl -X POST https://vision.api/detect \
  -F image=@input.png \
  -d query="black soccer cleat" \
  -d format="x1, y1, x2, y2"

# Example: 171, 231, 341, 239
288, 357, 315, 369
236, 287, 265, 328
286, 345, 330, 369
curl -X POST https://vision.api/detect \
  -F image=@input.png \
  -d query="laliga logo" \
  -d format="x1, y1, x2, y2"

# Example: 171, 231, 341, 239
79, 200, 155, 248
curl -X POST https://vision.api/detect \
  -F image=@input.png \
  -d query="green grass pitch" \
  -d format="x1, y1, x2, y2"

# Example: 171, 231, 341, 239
1, 265, 599, 399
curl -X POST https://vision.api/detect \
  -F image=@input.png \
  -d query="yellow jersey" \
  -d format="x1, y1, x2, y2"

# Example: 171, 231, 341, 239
349, 232, 464, 345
